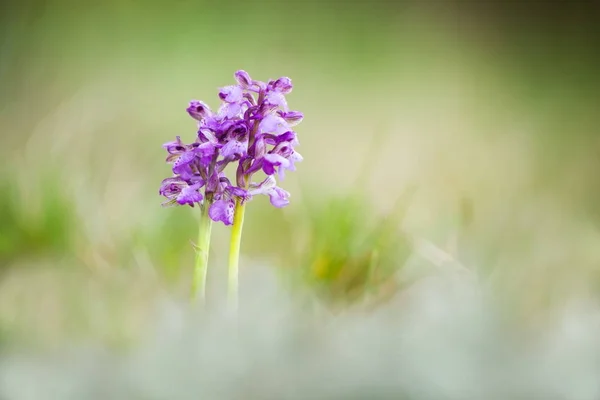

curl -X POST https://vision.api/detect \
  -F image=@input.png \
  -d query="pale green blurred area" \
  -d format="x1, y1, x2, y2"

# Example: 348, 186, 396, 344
1, 0, 600, 347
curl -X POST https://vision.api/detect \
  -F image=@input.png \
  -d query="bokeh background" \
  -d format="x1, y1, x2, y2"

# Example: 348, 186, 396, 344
1, 0, 600, 397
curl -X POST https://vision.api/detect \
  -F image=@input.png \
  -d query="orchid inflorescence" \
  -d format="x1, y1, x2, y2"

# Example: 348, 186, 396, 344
159, 70, 303, 306
159, 70, 303, 226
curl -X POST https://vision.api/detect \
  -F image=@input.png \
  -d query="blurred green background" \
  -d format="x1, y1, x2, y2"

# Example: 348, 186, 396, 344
1, 0, 600, 345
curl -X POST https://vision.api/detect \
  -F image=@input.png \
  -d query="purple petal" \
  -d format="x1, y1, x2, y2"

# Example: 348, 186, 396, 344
267, 186, 290, 208
188, 175, 206, 186
221, 140, 248, 160
265, 91, 288, 111
245, 158, 264, 176
209, 199, 235, 225
172, 150, 195, 169
218, 85, 243, 103
262, 153, 290, 179
177, 167, 194, 181
258, 114, 291, 136
278, 131, 299, 146
260, 131, 298, 147
246, 177, 289, 207
219, 102, 243, 119
193, 141, 218, 157
176, 183, 204, 206
264, 153, 290, 168
262, 163, 275, 176
172, 151, 197, 180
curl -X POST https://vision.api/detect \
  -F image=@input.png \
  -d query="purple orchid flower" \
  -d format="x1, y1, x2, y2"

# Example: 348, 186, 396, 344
209, 198, 235, 225
159, 177, 204, 207
159, 70, 303, 225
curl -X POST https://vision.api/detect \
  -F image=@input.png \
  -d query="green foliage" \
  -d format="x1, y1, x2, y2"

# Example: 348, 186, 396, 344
295, 190, 414, 308
0, 171, 75, 269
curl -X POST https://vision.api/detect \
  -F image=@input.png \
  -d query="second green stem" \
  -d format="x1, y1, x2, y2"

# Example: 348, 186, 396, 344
228, 198, 246, 311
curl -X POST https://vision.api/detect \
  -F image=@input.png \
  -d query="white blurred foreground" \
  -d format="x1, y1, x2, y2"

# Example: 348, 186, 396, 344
1, 264, 600, 400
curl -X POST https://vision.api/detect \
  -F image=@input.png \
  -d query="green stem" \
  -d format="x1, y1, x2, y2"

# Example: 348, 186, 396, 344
191, 202, 213, 303
228, 198, 246, 311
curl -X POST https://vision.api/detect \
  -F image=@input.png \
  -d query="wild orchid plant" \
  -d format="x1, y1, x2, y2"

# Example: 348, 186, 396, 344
159, 70, 303, 309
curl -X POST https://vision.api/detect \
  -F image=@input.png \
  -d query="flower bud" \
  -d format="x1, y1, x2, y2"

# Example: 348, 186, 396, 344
272, 77, 293, 94
186, 100, 212, 121
234, 70, 252, 89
